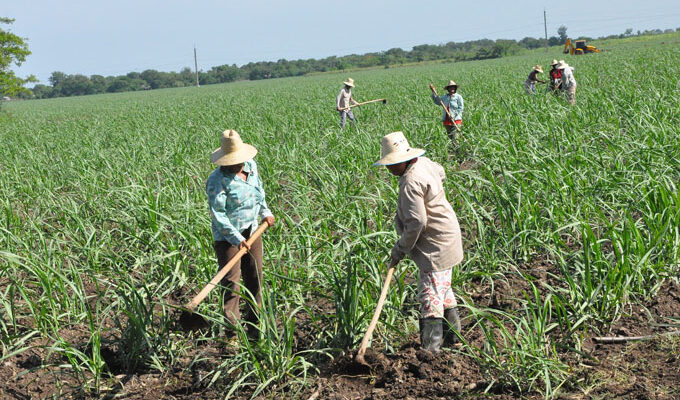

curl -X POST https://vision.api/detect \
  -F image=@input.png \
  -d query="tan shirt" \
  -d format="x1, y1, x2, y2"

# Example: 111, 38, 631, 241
336, 87, 356, 109
393, 157, 464, 272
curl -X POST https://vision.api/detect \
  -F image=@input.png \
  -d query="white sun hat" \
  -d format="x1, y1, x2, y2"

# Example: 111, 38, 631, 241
343, 78, 355, 87
372, 131, 425, 166
210, 130, 258, 166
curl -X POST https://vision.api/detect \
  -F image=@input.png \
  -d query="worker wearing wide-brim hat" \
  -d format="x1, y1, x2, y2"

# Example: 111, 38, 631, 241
548, 59, 562, 93
336, 78, 359, 129
206, 129, 276, 338
373, 131, 464, 353
557, 61, 577, 104
524, 64, 546, 95
428, 80, 464, 144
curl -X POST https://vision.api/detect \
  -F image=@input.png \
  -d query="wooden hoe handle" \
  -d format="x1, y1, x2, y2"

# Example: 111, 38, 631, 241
339, 98, 386, 111
355, 260, 398, 361
185, 221, 270, 311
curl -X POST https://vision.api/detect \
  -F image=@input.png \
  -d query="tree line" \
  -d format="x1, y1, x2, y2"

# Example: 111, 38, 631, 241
21, 26, 680, 99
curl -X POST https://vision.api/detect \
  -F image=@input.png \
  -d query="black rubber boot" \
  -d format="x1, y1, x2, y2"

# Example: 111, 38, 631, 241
444, 307, 462, 345
419, 317, 443, 353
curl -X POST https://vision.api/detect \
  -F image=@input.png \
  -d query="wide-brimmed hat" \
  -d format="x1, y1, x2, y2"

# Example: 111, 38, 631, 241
373, 131, 425, 167
343, 78, 355, 87
210, 130, 258, 166
533, 65, 544, 73
550, 59, 559, 66
557, 61, 569, 69
444, 80, 458, 90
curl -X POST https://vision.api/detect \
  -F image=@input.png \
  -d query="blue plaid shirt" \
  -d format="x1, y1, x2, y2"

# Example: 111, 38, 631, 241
206, 159, 273, 245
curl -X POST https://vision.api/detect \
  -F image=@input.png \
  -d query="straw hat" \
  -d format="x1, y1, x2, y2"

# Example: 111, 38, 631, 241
444, 80, 458, 90
343, 78, 355, 87
557, 61, 569, 69
533, 65, 544, 73
210, 130, 258, 166
550, 59, 559, 66
373, 131, 425, 166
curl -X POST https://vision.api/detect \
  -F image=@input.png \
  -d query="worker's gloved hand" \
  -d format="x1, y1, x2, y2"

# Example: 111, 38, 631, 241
390, 246, 405, 265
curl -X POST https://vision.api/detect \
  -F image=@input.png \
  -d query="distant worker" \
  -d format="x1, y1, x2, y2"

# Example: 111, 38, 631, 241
206, 130, 276, 339
373, 131, 465, 353
558, 61, 577, 105
548, 59, 562, 93
336, 78, 359, 129
524, 65, 545, 95
429, 80, 464, 145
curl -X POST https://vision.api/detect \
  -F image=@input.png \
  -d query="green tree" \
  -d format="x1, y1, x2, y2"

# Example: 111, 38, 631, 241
0, 17, 36, 98
557, 25, 568, 44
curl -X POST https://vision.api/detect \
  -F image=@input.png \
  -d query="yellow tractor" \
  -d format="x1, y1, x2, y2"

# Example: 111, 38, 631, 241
563, 38, 601, 55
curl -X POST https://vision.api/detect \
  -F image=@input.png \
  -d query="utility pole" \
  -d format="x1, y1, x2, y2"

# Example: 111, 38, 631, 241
544, 10, 549, 52
194, 45, 200, 87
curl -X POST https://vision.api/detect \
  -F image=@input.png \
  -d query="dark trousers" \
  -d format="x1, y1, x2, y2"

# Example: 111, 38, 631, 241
213, 227, 263, 329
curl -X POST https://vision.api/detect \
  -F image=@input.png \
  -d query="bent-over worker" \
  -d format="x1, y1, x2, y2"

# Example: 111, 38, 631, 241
548, 59, 562, 93
373, 131, 465, 353
525, 64, 545, 94
558, 61, 577, 105
206, 130, 276, 339
336, 78, 359, 129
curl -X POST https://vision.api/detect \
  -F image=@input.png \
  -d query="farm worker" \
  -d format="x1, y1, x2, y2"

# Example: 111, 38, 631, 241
206, 129, 276, 338
429, 80, 464, 144
524, 65, 545, 94
336, 78, 359, 129
548, 59, 562, 93
373, 131, 464, 353
558, 61, 577, 104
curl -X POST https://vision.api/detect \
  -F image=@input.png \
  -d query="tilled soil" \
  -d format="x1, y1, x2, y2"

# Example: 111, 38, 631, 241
2, 278, 679, 399
303, 343, 485, 400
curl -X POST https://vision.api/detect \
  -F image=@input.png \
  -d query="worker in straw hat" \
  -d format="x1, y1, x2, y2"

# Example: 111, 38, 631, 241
205, 130, 275, 339
373, 131, 465, 353
524, 64, 545, 95
336, 78, 360, 129
429, 81, 464, 145
558, 61, 577, 104
548, 59, 562, 93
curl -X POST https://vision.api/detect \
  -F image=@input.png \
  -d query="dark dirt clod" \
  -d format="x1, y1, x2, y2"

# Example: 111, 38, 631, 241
178, 310, 210, 331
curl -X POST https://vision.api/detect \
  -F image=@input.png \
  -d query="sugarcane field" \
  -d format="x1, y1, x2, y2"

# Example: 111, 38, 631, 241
2, 15, 680, 400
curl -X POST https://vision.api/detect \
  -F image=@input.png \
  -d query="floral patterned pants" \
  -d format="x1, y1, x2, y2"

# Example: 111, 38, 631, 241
418, 268, 456, 318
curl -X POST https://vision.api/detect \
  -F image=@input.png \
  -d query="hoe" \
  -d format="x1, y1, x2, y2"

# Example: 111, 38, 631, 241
179, 221, 271, 330
354, 259, 399, 367
338, 98, 387, 111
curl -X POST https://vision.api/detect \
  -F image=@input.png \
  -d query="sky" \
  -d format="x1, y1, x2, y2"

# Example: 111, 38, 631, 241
5, 0, 680, 84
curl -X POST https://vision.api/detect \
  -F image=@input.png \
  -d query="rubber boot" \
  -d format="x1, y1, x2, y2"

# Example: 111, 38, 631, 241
444, 307, 462, 345
419, 317, 443, 353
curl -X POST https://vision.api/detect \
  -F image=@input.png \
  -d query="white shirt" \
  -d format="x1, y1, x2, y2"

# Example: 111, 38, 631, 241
561, 67, 576, 88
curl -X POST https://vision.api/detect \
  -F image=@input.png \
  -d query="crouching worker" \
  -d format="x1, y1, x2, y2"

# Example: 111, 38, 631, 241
373, 131, 464, 352
206, 130, 275, 338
